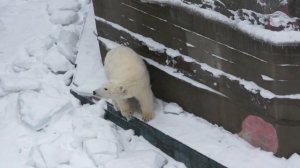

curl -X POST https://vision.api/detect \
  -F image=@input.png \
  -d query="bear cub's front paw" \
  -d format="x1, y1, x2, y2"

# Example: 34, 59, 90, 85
121, 109, 133, 120
142, 112, 154, 122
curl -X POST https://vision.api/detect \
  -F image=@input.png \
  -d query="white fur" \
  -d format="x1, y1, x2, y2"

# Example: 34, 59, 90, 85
94, 46, 154, 121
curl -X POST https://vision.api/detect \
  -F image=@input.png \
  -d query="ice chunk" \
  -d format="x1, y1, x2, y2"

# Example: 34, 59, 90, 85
47, 0, 81, 15
12, 55, 35, 72
57, 42, 77, 64
163, 102, 183, 115
84, 139, 120, 155
91, 154, 117, 166
69, 152, 96, 168
58, 30, 79, 47
57, 43, 77, 63
0, 20, 5, 31
0, 75, 41, 94
56, 30, 79, 64
39, 144, 72, 168
25, 37, 54, 58
50, 10, 79, 26
27, 147, 47, 168
105, 150, 167, 168
84, 139, 119, 165
43, 47, 74, 73
72, 116, 112, 139
78, 0, 91, 5
18, 90, 73, 130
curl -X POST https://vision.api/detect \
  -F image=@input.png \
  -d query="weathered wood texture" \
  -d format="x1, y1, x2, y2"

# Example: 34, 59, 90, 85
93, 0, 300, 157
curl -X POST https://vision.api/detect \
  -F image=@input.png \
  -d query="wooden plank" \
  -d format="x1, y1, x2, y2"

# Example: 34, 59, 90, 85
93, 0, 300, 82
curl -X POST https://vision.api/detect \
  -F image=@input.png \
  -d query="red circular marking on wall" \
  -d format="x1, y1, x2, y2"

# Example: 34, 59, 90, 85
239, 115, 278, 153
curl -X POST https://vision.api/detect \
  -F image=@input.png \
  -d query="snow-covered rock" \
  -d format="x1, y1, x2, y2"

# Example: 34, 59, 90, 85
105, 150, 167, 168
50, 10, 79, 26
18, 90, 73, 130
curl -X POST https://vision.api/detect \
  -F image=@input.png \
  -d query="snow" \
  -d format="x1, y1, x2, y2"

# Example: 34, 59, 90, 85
18, 90, 73, 130
163, 102, 183, 115
1, 0, 300, 168
43, 47, 75, 73
105, 150, 168, 168
0, 75, 41, 94
46, 0, 81, 15
50, 10, 79, 26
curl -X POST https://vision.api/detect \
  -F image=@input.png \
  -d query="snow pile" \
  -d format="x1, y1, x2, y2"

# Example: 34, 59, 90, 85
0, 75, 41, 96
163, 102, 183, 115
105, 150, 168, 168
18, 90, 73, 130
47, 0, 81, 26
0, 1, 184, 168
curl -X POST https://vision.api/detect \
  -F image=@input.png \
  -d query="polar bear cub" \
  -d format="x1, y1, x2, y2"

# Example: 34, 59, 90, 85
93, 46, 154, 121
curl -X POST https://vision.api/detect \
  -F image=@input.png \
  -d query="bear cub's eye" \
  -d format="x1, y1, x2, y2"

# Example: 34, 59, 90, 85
104, 88, 108, 91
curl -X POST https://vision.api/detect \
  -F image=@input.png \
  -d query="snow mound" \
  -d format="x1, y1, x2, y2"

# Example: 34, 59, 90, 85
27, 134, 87, 168
105, 150, 168, 168
0, 75, 41, 96
18, 90, 73, 130
47, 0, 81, 15
84, 139, 121, 155
163, 102, 183, 115
43, 47, 74, 74
25, 37, 53, 58
72, 116, 111, 138
50, 10, 79, 26
0, 20, 5, 31
57, 43, 77, 64
12, 55, 35, 72
25, 37, 54, 58
58, 30, 79, 47
84, 139, 119, 165
56, 30, 79, 63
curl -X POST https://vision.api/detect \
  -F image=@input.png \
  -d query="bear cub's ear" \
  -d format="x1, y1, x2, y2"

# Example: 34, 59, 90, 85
120, 86, 127, 94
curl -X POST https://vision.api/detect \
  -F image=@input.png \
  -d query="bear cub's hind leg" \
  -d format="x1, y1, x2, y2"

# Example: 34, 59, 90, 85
136, 89, 154, 122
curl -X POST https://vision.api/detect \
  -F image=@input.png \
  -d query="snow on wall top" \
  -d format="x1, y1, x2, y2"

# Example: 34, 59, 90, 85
96, 16, 300, 100
141, 0, 300, 45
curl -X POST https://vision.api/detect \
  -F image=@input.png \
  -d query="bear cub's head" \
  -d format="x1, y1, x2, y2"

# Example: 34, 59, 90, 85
93, 81, 128, 99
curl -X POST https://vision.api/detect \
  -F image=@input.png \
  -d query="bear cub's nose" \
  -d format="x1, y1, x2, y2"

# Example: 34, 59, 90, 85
93, 91, 96, 95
